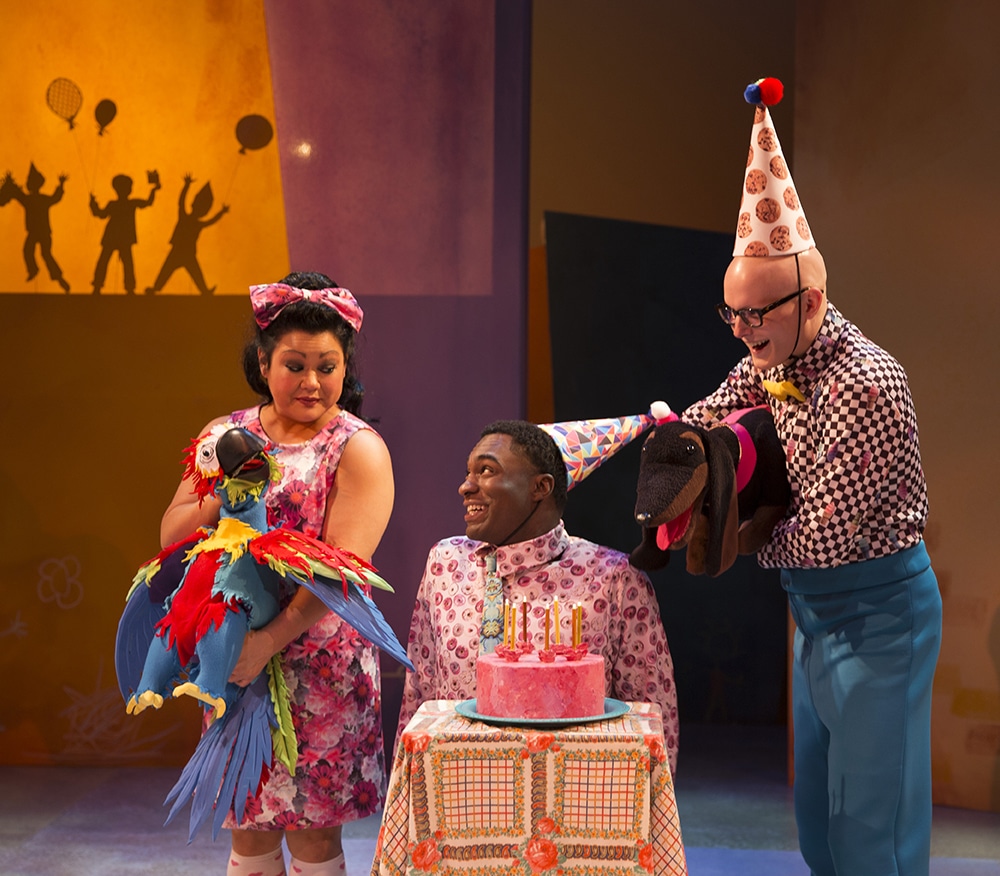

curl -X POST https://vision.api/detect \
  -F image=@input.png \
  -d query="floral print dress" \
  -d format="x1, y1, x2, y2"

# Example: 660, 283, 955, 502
224, 406, 387, 830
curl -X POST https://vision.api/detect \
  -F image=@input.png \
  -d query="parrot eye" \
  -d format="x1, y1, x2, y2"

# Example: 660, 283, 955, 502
198, 441, 219, 468
193, 425, 233, 477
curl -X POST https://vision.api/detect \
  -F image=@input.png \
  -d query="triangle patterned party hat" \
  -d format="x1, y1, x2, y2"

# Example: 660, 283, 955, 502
539, 401, 676, 489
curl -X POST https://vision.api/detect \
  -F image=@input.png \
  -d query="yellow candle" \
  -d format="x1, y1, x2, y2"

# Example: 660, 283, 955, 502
521, 597, 528, 643
502, 599, 509, 645
553, 596, 561, 645
544, 607, 550, 649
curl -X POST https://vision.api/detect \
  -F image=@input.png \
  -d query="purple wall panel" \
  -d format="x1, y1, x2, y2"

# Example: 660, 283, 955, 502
263, 0, 495, 299
263, 0, 530, 741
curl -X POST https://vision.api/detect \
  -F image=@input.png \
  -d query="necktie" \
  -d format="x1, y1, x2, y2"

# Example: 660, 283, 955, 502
480, 553, 504, 653
762, 379, 805, 402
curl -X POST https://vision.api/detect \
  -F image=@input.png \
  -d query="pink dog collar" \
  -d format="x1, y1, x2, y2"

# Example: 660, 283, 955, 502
721, 407, 767, 493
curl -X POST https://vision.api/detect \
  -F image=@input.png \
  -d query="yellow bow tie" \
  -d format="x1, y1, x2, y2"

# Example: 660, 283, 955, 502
762, 379, 806, 402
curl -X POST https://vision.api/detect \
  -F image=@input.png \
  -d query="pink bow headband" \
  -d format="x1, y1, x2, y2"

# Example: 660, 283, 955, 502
249, 283, 364, 332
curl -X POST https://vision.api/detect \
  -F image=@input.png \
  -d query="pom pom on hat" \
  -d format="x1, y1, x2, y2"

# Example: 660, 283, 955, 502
733, 76, 815, 257
744, 77, 784, 107
539, 402, 673, 489
650, 400, 677, 423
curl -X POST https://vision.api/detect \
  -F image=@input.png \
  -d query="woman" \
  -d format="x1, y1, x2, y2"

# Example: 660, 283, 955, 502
161, 271, 394, 876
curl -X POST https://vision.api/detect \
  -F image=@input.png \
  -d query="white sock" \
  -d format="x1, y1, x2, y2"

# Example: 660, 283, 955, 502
227, 847, 287, 876
288, 852, 346, 876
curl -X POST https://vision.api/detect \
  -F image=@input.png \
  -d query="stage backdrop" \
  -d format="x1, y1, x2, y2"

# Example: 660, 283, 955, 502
0, 0, 529, 766
0, 1, 288, 296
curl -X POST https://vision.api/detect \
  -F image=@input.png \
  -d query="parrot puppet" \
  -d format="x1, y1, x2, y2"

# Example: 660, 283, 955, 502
115, 424, 413, 841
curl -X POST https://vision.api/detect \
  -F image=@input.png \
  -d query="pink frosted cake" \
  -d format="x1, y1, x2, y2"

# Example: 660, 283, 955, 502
476, 651, 605, 720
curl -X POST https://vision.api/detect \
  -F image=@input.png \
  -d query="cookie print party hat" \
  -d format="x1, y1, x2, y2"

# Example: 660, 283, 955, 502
539, 401, 676, 489
734, 77, 815, 257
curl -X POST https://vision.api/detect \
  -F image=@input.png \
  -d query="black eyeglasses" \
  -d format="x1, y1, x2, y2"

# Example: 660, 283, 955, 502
715, 287, 808, 328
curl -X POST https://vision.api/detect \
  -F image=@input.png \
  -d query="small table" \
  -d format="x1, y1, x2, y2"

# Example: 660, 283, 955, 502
372, 700, 687, 876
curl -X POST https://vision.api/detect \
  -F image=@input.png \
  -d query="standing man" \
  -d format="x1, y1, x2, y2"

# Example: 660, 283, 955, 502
397, 417, 679, 776
682, 78, 941, 875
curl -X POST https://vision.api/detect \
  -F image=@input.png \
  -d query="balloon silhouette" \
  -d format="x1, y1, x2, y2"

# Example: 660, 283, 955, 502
47, 78, 83, 130
95, 99, 117, 135
235, 114, 274, 153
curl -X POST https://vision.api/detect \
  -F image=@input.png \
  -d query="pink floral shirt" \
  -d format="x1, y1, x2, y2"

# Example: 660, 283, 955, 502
397, 522, 679, 774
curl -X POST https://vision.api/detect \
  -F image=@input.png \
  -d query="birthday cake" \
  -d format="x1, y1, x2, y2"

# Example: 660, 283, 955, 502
476, 649, 605, 720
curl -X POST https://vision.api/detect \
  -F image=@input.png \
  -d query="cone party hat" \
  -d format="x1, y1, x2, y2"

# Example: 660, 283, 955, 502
734, 77, 815, 257
539, 401, 676, 489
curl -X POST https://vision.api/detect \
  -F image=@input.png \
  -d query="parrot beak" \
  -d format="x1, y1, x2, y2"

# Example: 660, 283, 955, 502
216, 428, 270, 484
229, 455, 269, 483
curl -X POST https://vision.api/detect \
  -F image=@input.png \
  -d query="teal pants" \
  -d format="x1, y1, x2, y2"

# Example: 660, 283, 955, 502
783, 542, 941, 876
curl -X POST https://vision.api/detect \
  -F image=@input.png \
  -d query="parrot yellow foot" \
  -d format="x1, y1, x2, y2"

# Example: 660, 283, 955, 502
127, 690, 164, 715
172, 681, 227, 719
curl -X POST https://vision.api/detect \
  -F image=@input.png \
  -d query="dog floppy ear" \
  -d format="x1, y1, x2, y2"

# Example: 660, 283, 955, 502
699, 428, 739, 577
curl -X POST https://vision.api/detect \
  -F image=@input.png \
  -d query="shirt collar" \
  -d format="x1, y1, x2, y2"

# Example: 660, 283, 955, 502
763, 301, 847, 396
472, 521, 570, 579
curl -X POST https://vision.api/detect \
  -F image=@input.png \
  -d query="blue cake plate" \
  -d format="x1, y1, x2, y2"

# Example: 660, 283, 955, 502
455, 697, 629, 727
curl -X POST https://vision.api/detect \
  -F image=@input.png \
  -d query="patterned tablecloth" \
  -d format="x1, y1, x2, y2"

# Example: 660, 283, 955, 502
372, 700, 687, 876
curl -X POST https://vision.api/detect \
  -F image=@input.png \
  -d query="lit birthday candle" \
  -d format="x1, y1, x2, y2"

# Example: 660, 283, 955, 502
544, 606, 550, 649
521, 597, 528, 643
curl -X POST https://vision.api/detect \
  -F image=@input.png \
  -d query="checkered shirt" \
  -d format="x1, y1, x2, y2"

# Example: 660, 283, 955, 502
682, 303, 929, 569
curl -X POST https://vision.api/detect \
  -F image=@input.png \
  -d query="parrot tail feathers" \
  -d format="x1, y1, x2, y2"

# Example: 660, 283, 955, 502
163, 675, 275, 843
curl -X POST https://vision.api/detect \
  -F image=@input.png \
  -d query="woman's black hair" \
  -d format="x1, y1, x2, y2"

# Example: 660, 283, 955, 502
241, 271, 366, 416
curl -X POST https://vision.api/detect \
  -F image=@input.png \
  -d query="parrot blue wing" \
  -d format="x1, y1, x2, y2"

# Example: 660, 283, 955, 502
247, 528, 412, 670
115, 532, 205, 703
163, 674, 275, 843
292, 570, 414, 671
114, 584, 167, 703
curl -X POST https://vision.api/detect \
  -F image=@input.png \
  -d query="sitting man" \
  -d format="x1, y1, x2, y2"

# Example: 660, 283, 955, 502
396, 419, 679, 775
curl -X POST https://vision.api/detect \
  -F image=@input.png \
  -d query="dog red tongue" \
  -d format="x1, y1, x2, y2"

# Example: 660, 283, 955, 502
656, 507, 693, 551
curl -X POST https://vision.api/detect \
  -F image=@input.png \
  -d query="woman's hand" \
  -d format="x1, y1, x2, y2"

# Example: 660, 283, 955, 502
229, 629, 277, 687
231, 589, 330, 687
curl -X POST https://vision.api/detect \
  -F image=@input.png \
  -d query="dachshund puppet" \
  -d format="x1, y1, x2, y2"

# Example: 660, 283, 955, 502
630, 406, 789, 577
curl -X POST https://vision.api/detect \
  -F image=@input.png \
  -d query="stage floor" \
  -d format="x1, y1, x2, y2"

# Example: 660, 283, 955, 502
2, 724, 997, 875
